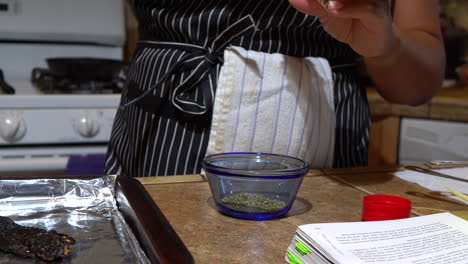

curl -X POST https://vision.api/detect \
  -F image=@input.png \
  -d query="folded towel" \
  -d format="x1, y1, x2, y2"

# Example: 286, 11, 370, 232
206, 46, 335, 168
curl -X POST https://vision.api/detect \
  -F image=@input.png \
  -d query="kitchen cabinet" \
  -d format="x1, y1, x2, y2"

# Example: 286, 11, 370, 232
399, 117, 468, 164
367, 84, 468, 166
368, 116, 400, 166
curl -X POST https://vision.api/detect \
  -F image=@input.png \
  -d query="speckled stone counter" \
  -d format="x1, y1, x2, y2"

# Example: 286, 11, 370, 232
138, 166, 468, 264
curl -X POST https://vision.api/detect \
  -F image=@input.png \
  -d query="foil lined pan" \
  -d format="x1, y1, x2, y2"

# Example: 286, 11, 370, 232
0, 175, 150, 264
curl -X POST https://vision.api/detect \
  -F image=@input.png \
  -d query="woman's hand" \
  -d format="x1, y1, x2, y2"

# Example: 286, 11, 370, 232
289, 0, 446, 106
288, 0, 397, 58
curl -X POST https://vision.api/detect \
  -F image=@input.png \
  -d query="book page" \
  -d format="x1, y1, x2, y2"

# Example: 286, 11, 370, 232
299, 213, 468, 264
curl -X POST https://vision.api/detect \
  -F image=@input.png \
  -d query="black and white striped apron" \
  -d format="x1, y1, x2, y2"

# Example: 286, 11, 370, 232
105, 0, 370, 177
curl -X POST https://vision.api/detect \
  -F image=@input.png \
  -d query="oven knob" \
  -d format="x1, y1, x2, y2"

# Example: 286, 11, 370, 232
0, 114, 27, 143
75, 114, 100, 138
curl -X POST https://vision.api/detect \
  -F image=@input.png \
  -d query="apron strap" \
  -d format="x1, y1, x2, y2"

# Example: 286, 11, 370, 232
120, 15, 257, 115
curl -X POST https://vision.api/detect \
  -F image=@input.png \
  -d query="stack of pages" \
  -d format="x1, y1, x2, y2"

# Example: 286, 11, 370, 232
285, 212, 468, 264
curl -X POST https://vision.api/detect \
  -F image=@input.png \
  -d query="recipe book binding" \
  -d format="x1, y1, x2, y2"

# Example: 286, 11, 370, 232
285, 212, 468, 264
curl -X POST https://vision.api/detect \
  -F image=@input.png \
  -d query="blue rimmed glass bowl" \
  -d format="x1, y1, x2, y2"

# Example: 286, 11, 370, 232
202, 152, 309, 220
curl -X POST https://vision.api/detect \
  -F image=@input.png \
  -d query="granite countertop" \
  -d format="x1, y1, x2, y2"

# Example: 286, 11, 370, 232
367, 84, 468, 121
137, 165, 468, 264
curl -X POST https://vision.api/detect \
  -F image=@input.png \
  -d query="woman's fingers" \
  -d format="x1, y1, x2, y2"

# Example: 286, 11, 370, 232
288, 0, 330, 17
289, 0, 395, 58
289, 0, 392, 25
327, 0, 392, 21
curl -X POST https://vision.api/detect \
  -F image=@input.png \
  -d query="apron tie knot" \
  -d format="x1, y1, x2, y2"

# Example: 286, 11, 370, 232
204, 48, 222, 65
121, 15, 257, 115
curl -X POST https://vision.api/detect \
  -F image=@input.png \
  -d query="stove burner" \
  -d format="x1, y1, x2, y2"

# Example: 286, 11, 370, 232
31, 68, 124, 94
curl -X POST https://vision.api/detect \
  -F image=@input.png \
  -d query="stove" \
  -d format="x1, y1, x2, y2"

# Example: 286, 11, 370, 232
30, 63, 125, 95
0, 0, 125, 174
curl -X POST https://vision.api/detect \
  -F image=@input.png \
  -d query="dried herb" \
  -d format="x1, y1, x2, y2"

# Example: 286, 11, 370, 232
318, 0, 331, 9
221, 192, 286, 212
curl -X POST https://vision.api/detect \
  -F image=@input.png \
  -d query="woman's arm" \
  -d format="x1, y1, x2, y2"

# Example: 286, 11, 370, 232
289, 0, 445, 106
365, 0, 445, 106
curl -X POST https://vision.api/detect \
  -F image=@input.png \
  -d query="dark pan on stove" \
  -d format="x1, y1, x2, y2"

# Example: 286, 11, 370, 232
0, 69, 15, 94
46, 57, 124, 81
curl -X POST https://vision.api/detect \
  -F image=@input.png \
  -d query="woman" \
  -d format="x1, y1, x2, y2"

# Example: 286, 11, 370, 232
106, 0, 445, 177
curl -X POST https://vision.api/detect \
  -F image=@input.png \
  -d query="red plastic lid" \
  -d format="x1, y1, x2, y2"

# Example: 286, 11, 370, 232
362, 194, 412, 221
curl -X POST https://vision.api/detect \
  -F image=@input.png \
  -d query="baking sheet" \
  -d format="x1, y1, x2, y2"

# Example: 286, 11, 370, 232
0, 175, 150, 263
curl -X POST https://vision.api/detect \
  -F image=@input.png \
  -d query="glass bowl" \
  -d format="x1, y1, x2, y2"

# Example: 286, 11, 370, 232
202, 152, 309, 220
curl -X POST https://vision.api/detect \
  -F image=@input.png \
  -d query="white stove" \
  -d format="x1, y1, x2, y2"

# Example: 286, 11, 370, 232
0, 0, 125, 174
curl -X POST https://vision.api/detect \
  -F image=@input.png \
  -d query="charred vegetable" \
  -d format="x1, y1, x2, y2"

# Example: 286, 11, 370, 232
0, 216, 75, 261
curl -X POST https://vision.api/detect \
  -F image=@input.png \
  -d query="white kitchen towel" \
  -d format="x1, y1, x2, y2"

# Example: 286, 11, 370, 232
394, 167, 468, 204
206, 46, 335, 168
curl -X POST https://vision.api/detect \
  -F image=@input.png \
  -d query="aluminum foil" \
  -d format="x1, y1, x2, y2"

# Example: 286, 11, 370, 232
0, 176, 150, 264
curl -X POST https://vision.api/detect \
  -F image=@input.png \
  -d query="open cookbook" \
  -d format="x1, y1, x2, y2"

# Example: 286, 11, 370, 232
285, 212, 468, 264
